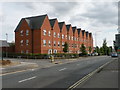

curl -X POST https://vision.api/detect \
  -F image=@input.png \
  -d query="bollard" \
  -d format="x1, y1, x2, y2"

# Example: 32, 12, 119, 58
50, 55, 54, 63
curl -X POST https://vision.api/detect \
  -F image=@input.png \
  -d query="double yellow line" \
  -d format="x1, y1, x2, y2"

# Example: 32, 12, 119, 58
67, 59, 114, 90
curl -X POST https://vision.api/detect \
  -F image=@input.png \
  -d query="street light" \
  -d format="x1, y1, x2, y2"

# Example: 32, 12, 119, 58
6, 33, 8, 58
93, 31, 101, 47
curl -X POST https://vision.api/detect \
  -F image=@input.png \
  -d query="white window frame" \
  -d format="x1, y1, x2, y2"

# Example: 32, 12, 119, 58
54, 32, 56, 37
26, 30, 29, 36
62, 34, 64, 39
43, 40, 46, 46
20, 30, 23, 36
20, 40, 23, 46
48, 31, 51, 36
48, 40, 51, 47
58, 33, 60, 38
54, 41, 56, 46
26, 40, 29, 45
58, 41, 60, 47
43, 30, 47, 36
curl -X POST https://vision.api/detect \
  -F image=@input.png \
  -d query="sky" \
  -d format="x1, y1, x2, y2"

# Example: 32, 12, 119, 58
0, 0, 119, 47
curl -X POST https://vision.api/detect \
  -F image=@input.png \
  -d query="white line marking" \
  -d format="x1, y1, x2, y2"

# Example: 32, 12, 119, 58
18, 76, 36, 83
59, 68, 67, 71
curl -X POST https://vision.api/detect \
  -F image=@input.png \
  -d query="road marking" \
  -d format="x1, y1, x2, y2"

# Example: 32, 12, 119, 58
67, 60, 114, 90
18, 76, 36, 83
59, 68, 67, 71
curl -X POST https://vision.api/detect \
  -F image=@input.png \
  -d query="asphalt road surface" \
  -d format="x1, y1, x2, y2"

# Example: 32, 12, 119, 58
2, 56, 114, 88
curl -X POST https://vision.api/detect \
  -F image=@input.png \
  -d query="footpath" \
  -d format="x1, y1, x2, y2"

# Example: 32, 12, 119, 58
76, 57, 119, 88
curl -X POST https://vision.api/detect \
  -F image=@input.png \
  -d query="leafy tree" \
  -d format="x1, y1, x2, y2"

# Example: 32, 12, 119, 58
80, 44, 87, 55
95, 46, 100, 54
102, 39, 108, 55
63, 42, 68, 53
100, 47, 104, 55
88, 46, 92, 54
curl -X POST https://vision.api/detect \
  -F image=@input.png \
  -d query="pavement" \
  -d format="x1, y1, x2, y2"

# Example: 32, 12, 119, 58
76, 57, 119, 88
2, 56, 115, 88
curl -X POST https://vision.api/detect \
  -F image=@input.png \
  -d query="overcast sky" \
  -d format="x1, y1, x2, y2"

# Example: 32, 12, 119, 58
0, 0, 118, 47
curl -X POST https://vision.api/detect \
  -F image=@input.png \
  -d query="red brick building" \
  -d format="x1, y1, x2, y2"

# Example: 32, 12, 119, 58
66, 24, 73, 53
15, 14, 93, 54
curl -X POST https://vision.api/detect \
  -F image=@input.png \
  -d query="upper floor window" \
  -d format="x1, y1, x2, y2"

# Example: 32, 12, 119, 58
54, 41, 56, 46
43, 30, 46, 35
65, 35, 67, 39
58, 33, 60, 38
58, 41, 60, 47
26, 30, 29, 35
20, 30, 23, 36
43, 40, 46, 46
48, 31, 51, 36
20, 40, 23, 46
62, 42, 64, 47
72, 37, 73, 40
69, 36, 70, 40
62, 34, 64, 39
48, 40, 51, 47
26, 40, 29, 45
54, 32, 56, 37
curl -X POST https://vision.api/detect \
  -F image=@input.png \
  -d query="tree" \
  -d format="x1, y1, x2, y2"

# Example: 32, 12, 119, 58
63, 42, 68, 53
100, 47, 104, 55
88, 46, 92, 54
95, 46, 100, 54
102, 39, 108, 55
80, 44, 87, 55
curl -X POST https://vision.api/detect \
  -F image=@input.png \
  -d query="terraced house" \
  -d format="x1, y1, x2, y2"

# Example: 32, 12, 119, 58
14, 14, 93, 54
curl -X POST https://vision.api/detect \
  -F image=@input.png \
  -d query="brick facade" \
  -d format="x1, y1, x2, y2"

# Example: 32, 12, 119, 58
14, 14, 93, 54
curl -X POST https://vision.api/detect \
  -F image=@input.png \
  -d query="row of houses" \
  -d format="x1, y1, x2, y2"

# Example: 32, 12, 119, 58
15, 14, 93, 54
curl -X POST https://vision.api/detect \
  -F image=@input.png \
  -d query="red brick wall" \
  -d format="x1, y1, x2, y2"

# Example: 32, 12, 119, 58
40, 16, 52, 54
67, 26, 73, 53
61, 23, 67, 53
52, 20, 61, 53
15, 19, 32, 54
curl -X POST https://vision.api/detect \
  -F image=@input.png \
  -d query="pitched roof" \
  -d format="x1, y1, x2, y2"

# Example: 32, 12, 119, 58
77, 28, 81, 35
82, 30, 85, 36
86, 31, 89, 37
72, 27, 77, 33
66, 24, 71, 31
58, 22, 65, 31
15, 14, 47, 32
49, 18, 57, 28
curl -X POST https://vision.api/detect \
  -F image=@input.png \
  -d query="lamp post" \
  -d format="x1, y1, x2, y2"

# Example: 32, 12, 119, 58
93, 31, 101, 47
6, 33, 8, 58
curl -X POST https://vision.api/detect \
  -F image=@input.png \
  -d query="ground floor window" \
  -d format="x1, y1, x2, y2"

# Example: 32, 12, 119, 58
48, 49, 52, 54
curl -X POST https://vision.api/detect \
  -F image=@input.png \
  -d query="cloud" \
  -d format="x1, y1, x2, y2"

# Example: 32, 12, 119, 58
1, 1, 118, 47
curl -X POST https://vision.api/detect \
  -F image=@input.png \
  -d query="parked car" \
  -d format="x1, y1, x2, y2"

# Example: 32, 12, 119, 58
111, 53, 118, 57
91, 52, 98, 56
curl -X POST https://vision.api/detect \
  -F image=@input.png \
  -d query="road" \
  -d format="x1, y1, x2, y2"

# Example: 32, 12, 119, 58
2, 56, 114, 88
